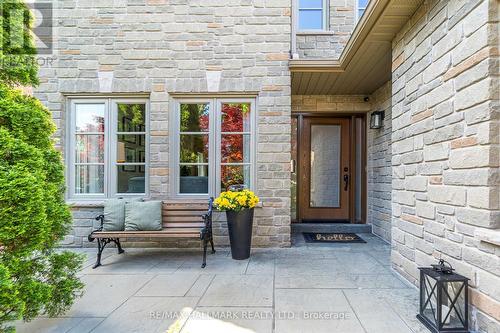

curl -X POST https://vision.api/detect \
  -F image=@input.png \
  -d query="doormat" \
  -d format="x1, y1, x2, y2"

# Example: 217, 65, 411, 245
303, 232, 366, 243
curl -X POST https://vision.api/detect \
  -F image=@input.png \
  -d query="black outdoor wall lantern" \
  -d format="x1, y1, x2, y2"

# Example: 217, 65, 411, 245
417, 259, 469, 333
369, 110, 385, 129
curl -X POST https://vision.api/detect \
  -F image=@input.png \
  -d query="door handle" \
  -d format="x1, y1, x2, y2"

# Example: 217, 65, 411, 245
343, 174, 349, 191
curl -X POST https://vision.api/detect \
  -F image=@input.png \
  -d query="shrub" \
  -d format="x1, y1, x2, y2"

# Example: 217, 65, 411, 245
0, 1, 84, 331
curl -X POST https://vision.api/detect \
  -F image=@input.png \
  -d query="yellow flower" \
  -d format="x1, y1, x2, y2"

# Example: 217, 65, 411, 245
214, 190, 259, 211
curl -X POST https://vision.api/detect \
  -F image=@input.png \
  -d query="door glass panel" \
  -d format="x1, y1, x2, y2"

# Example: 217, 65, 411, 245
310, 125, 341, 207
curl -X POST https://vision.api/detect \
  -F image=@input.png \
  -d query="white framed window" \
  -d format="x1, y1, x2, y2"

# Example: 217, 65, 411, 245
357, 0, 369, 20
298, 0, 327, 31
67, 98, 149, 199
171, 98, 256, 198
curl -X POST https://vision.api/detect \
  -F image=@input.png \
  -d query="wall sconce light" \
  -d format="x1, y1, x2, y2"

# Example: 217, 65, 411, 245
370, 110, 385, 129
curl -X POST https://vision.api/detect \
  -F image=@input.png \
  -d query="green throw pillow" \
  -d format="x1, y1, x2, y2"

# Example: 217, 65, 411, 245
124, 201, 163, 231
102, 198, 142, 231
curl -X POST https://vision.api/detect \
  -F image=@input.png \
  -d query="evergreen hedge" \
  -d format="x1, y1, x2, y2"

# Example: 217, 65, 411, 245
0, 1, 84, 331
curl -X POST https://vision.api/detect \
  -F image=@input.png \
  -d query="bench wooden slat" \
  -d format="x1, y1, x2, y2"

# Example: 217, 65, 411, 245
163, 222, 205, 228
163, 210, 206, 216
163, 216, 205, 223
162, 204, 208, 210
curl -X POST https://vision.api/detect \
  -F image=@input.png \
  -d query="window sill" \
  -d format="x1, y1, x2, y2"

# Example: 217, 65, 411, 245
66, 200, 105, 208
296, 30, 335, 36
66, 196, 149, 208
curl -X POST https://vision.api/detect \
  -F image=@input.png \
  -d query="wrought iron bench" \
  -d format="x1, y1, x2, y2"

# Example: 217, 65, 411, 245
88, 198, 214, 269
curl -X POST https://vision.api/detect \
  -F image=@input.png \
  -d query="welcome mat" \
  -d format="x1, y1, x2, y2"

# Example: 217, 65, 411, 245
303, 232, 366, 243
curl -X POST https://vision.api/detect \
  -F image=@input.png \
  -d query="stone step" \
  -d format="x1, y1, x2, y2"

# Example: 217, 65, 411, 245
291, 223, 372, 234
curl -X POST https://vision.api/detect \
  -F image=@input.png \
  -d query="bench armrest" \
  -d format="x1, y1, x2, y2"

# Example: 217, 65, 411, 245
88, 214, 104, 242
201, 197, 214, 239
95, 214, 104, 231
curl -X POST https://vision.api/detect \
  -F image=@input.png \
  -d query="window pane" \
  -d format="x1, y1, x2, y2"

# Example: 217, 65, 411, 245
299, 0, 323, 8
75, 104, 104, 132
76, 135, 104, 163
358, 0, 369, 7
221, 134, 250, 163
221, 103, 251, 132
358, 9, 365, 18
117, 135, 145, 163
117, 103, 146, 132
180, 134, 209, 163
299, 10, 323, 30
180, 165, 209, 194
117, 166, 145, 193
180, 103, 209, 132
221, 165, 250, 192
75, 165, 104, 194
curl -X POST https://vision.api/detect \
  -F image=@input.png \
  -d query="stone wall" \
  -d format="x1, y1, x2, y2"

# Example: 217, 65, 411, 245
296, 0, 357, 59
367, 82, 392, 242
36, 0, 292, 248
390, 0, 499, 331
291, 95, 371, 113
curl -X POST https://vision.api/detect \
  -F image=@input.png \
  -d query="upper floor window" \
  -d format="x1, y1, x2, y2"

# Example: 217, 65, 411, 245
172, 98, 255, 197
68, 98, 148, 199
298, 0, 327, 30
357, 0, 369, 20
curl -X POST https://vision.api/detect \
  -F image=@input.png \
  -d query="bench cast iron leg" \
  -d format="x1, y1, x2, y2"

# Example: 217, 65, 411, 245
116, 238, 125, 254
93, 238, 122, 269
210, 236, 215, 254
94, 238, 105, 269
201, 237, 208, 268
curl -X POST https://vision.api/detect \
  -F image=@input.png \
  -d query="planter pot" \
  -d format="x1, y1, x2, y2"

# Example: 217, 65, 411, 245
226, 208, 254, 260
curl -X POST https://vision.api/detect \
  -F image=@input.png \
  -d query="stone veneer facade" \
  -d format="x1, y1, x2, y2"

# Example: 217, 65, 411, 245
390, 0, 499, 331
35, 0, 292, 248
295, 0, 357, 58
367, 82, 393, 243
32, 0, 500, 330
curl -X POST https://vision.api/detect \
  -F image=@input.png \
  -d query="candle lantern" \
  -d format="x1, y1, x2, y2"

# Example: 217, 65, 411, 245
417, 259, 469, 333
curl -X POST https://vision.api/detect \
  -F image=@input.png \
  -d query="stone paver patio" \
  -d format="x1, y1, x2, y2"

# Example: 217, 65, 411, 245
16, 233, 429, 333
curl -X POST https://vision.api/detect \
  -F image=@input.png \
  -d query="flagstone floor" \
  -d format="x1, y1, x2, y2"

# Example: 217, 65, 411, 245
16, 233, 429, 333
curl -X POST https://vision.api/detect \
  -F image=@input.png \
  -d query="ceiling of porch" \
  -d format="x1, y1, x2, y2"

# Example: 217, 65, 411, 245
290, 0, 424, 95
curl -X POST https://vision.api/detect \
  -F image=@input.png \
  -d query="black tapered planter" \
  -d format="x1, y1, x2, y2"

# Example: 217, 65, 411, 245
226, 208, 254, 260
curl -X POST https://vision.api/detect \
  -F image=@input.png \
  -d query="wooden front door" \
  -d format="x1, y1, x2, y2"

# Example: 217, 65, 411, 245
298, 117, 351, 221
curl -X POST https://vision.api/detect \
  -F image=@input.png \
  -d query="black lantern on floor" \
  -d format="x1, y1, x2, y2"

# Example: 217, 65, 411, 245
369, 110, 385, 129
417, 260, 469, 333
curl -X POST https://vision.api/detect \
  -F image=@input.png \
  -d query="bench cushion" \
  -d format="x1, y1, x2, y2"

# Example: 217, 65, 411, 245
124, 201, 162, 231
103, 198, 142, 231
